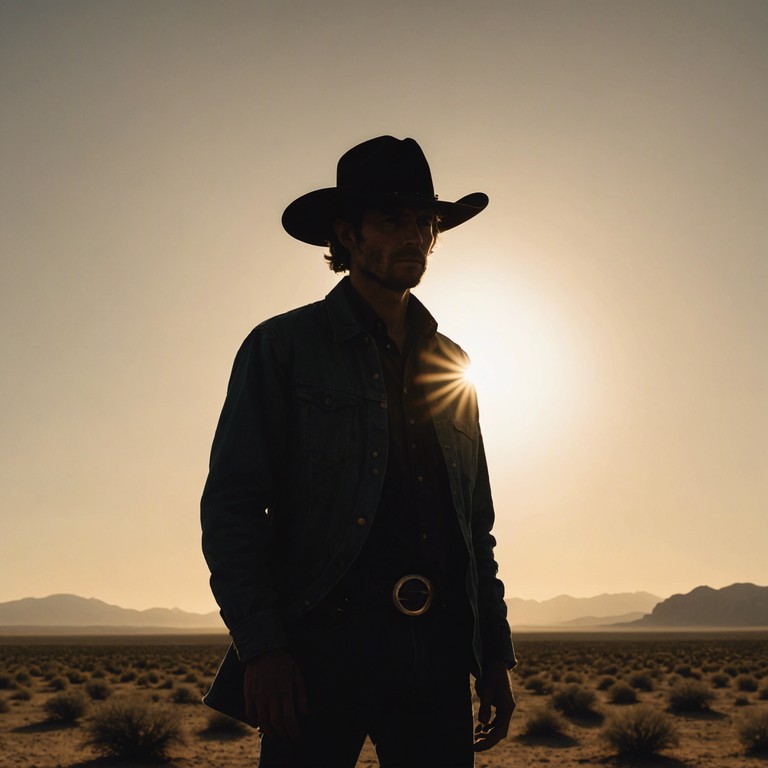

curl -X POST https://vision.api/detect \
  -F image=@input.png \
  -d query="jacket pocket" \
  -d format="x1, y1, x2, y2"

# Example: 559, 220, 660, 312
453, 417, 479, 478
297, 386, 358, 469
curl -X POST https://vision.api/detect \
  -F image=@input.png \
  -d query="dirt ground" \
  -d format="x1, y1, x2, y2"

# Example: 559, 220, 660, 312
1, 632, 766, 767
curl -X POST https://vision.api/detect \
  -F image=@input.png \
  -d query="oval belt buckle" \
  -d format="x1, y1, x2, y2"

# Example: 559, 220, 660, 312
392, 574, 434, 616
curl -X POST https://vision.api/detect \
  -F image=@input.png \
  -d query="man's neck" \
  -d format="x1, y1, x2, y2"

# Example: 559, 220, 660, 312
349, 272, 410, 349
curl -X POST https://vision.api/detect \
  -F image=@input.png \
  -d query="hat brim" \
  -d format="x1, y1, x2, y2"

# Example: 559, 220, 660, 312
281, 190, 488, 246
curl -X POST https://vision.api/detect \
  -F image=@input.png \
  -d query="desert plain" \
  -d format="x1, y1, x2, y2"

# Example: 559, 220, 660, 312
1, 631, 767, 767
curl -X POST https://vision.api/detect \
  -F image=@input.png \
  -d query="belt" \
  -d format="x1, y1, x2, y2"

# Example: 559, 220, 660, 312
301, 573, 439, 629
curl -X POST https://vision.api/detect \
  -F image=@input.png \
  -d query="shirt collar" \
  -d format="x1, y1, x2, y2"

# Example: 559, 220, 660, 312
340, 277, 438, 343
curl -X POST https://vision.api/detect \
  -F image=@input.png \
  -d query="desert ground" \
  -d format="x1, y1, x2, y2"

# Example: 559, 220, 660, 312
1, 632, 767, 767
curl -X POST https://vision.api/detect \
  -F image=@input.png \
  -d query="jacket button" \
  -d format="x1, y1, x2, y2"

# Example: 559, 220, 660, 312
357, 517, 367, 526
372, 467, 380, 476
371, 450, 379, 459
372, 372, 381, 380
379, 401, 387, 409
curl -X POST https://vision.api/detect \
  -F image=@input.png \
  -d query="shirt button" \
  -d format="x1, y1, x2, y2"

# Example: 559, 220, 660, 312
409, 418, 415, 425
421, 533, 428, 540
372, 468, 380, 476
371, 451, 380, 459
357, 517, 367, 527
417, 475, 424, 482
411, 443, 417, 450
380, 401, 387, 409
451, 462, 457, 468
372, 372, 380, 381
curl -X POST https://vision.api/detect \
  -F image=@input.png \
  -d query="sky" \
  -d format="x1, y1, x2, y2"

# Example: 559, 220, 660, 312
1, 0, 766, 615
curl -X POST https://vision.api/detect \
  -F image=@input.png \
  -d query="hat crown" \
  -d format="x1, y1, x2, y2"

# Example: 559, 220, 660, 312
336, 136, 435, 201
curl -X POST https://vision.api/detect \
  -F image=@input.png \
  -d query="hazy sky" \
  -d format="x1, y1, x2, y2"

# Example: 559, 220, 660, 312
1, 0, 766, 614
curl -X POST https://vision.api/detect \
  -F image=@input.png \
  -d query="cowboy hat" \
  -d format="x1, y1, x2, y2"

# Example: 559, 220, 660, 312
281, 136, 489, 246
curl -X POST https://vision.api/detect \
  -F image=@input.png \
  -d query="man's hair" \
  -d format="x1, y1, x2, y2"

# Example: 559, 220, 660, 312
323, 202, 440, 273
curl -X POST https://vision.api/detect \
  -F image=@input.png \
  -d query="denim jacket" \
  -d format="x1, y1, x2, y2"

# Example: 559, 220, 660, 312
201, 279, 515, 678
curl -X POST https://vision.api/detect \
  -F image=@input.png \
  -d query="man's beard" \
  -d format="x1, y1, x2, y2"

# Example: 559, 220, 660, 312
357, 246, 427, 291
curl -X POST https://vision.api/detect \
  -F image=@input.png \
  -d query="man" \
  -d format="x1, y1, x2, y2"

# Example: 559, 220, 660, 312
201, 136, 516, 767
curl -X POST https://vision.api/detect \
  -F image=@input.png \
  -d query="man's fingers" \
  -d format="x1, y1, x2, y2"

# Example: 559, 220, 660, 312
477, 702, 491, 724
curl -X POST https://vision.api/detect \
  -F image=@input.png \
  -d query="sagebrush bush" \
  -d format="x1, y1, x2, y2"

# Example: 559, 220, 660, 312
0, 674, 13, 690
49, 676, 69, 691
171, 685, 198, 704
202, 711, 249, 736
0, 698, 9, 714
737, 709, 768, 754
711, 673, 730, 688
84, 698, 183, 760
10, 687, 31, 701
736, 675, 758, 692
85, 680, 112, 700
608, 682, 638, 705
552, 684, 598, 717
44, 690, 89, 722
603, 705, 679, 756
522, 706, 566, 738
628, 672, 654, 691
597, 676, 615, 691
524, 675, 552, 695
667, 680, 715, 713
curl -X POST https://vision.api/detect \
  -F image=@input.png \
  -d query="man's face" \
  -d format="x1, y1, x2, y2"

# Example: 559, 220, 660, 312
348, 206, 437, 292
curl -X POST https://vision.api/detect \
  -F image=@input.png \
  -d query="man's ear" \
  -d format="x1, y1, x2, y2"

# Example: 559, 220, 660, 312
334, 219, 357, 251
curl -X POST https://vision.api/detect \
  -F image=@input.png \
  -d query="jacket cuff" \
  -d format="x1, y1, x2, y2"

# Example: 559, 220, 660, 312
230, 608, 288, 663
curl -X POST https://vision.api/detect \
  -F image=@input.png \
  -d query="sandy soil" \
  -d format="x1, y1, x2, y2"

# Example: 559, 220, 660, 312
1, 633, 766, 767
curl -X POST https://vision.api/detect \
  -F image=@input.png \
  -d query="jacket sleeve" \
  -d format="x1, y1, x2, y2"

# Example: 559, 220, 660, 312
200, 325, 290, 662
471, 433, 517, 670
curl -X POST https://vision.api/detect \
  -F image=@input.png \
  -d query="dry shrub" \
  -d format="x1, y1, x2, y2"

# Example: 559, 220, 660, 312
49, 675, 69, 691
524, 675, 552, 695
0, 674, 13, 690
736, 675, 759, 692
737, 709, 768, 754
608, 682, 638, 705
0, 698, 9, 714
667, 679, 715, 713
84, 698, 183, 761
628, 671, 654, 691
171, 685, 198, 704
202, 710, 249, 736
710, 673, 730, 688
523, 705, 566, 738
552, 684, 598, 717
603, 705, 679, 756
85, 680, 113, 700
44, 690, 89, 723
597, 676, 615, 691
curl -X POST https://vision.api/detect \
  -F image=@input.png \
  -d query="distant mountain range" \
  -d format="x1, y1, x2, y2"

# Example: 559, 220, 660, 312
0, 584, 765, 633
0, 594, 223, 633
505, 592, 661, 627
631, 583, 768, 627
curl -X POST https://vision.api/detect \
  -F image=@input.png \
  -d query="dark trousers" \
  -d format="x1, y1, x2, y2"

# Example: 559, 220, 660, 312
258, 599, 475, 768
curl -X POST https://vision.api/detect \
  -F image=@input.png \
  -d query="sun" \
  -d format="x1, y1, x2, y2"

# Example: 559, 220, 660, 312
420, 270, 591, 462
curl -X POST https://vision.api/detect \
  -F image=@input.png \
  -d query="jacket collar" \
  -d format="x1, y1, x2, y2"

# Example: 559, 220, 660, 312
325, 277, 438, 344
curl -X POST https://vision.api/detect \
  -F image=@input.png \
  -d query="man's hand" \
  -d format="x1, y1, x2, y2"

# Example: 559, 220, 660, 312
473, 661, 516, 752
243, 648, 308, 740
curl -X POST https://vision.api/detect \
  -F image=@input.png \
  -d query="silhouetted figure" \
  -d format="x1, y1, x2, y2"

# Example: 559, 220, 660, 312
201, 136, 516, 767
